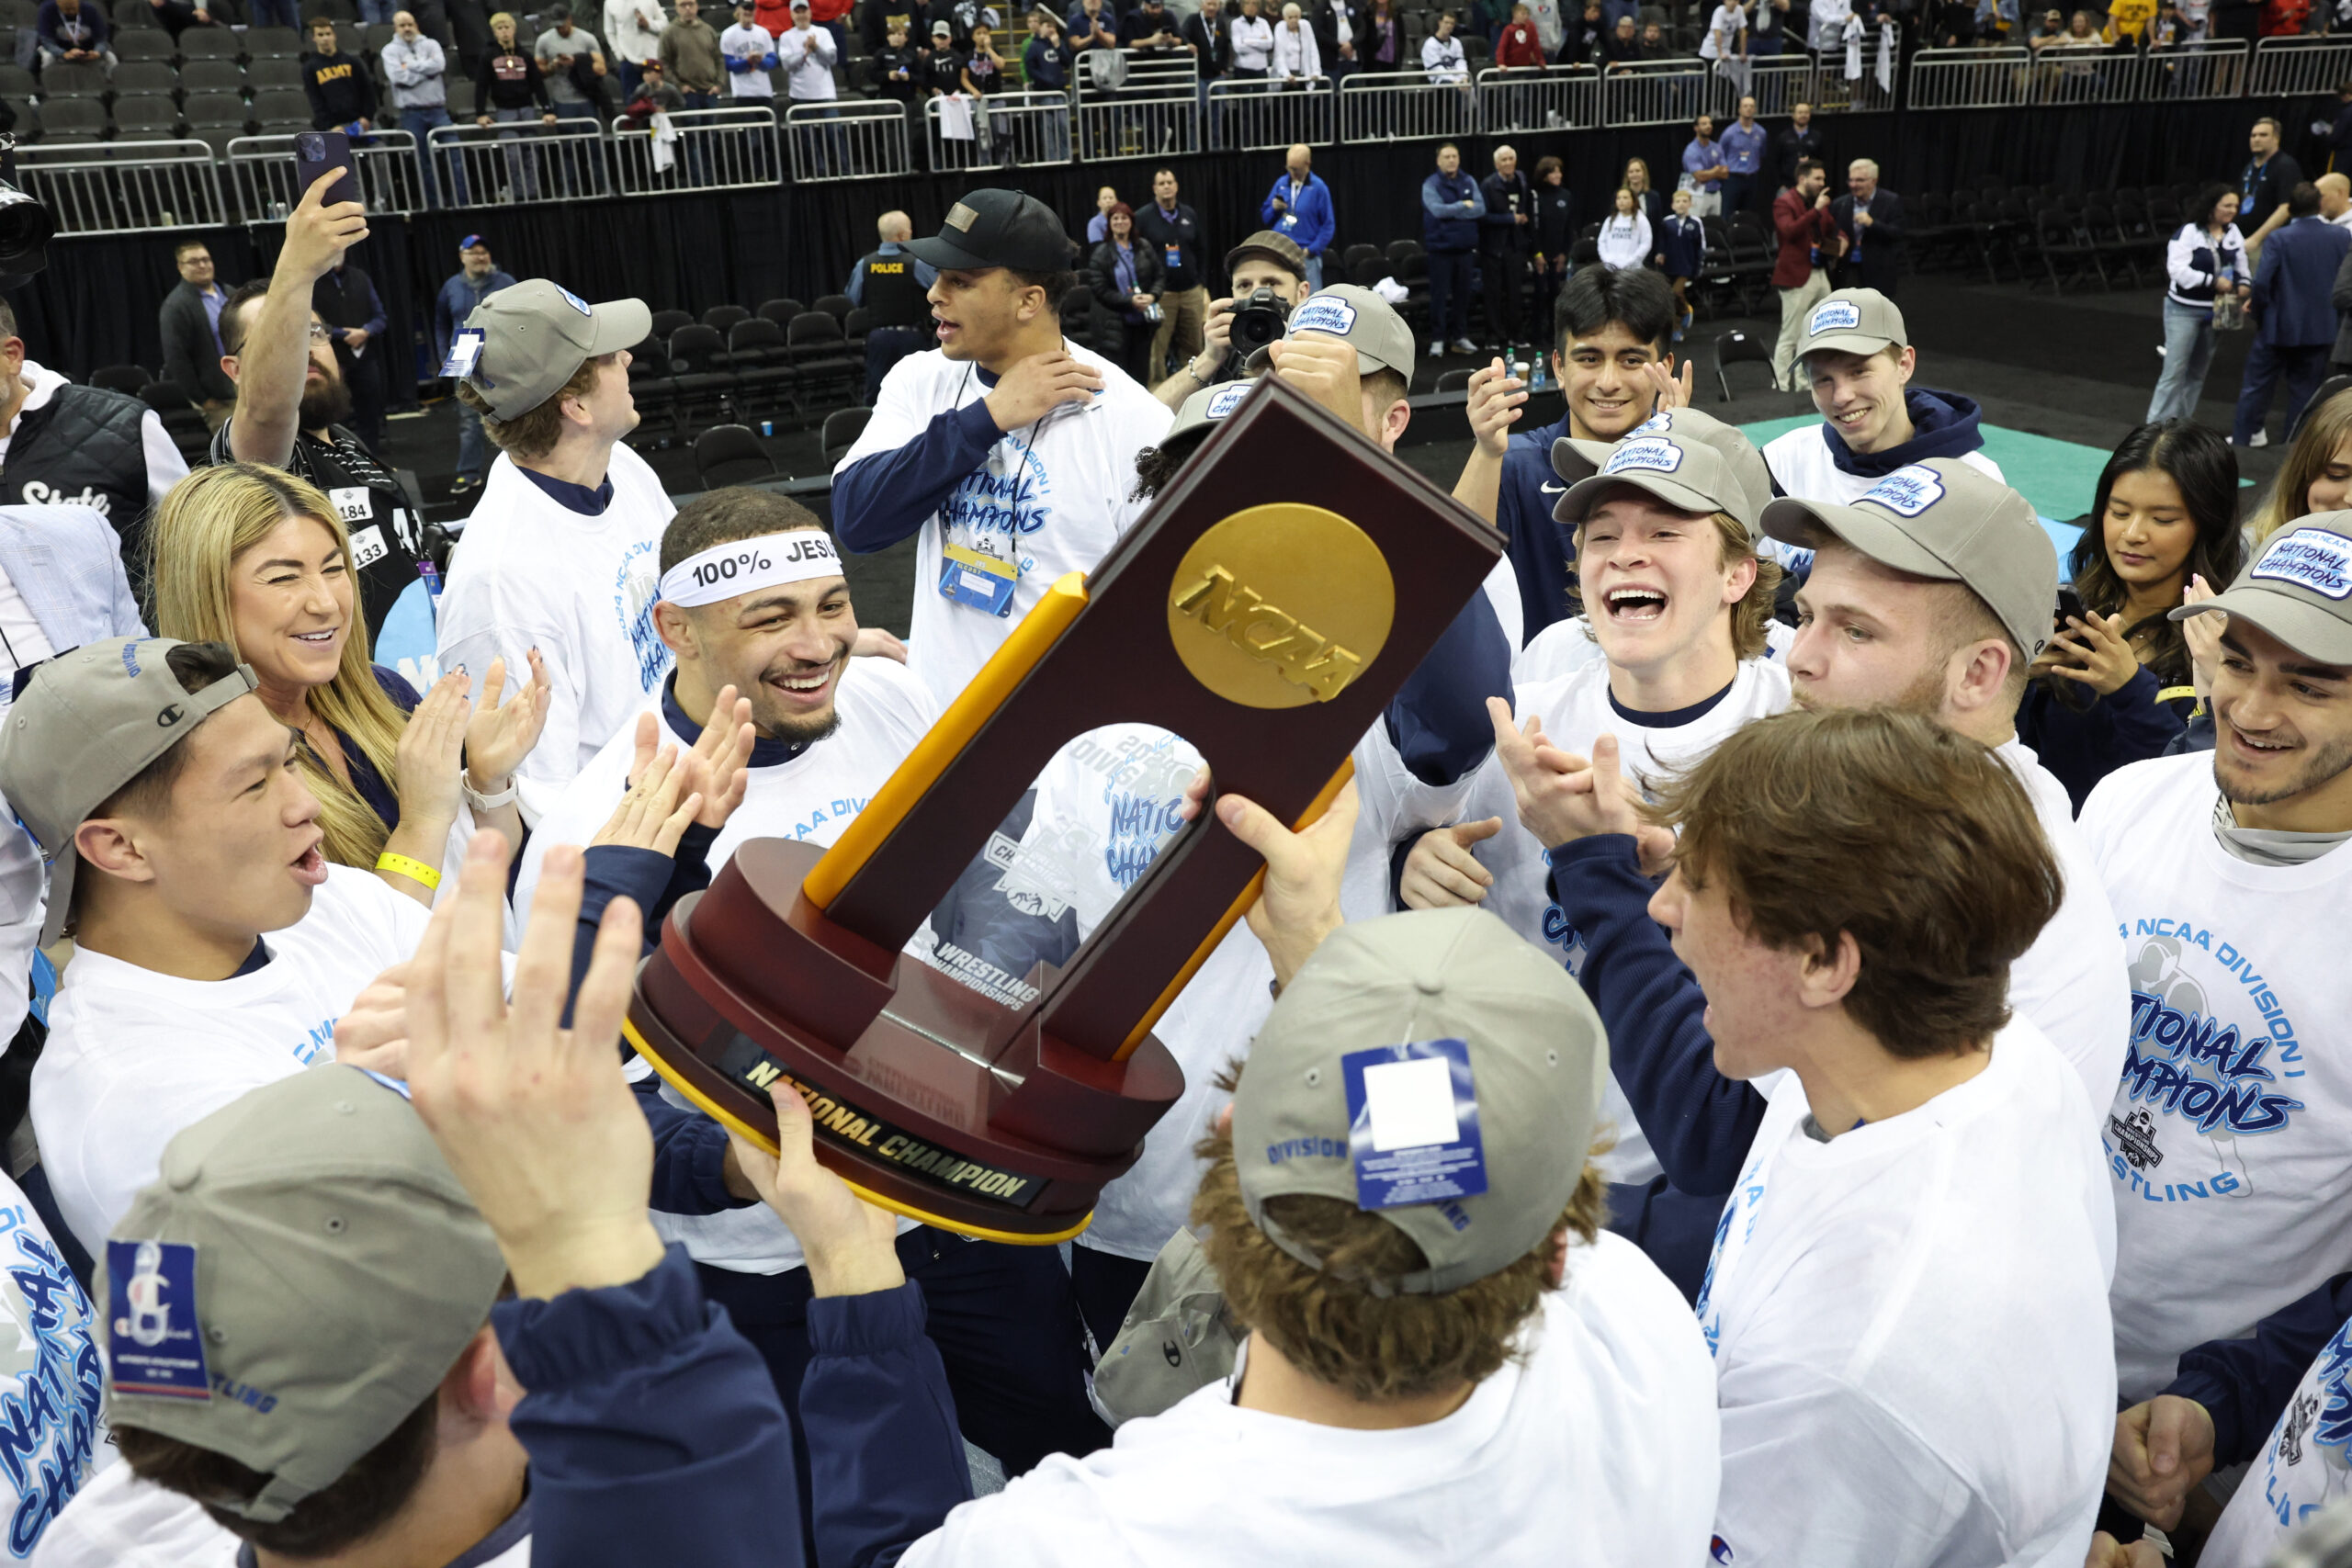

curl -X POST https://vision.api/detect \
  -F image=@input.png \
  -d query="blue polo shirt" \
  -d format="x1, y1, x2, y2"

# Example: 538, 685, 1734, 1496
1719, 120, 1766, 176
1680, 136, 1723, 194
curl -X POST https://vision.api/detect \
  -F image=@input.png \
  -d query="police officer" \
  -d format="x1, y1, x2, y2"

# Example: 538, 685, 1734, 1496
844, 209, 937, 407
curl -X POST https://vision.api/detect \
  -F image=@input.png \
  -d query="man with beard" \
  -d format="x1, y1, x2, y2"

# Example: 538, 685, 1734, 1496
513, 487, 1114, 1544
1470, 456, 2126, 1290
215, 171, 423, 647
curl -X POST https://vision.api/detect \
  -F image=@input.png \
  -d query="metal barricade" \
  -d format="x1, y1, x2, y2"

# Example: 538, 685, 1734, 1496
227, 130, 424, 218
1475, 65, 1598, 132
1075, 50, 1198, 160
1205, 75, 1334, 151
1598, 59, 1731, 127
2139, 38, 2250, 99
612, 104, 781, 193
12, 140, 227, 235
424, 119, 611, 209
782, 100, 910, 183
1337, 69, 1478, 142
923, 90, 1073, 171
1905, 45, 2028, 109
2250, 33, 2352, 97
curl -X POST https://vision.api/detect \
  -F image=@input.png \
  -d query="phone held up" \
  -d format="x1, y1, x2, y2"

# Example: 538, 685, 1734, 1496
293, 130, 361, 211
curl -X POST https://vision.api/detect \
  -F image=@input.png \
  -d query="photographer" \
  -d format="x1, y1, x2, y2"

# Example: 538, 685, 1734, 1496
1152, 228, 1312, 411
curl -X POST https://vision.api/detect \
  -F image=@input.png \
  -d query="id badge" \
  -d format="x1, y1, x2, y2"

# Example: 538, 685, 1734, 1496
1340, 1037, 1488, 1209
1163, 243, 1182, 268
939, 541, 1018, 617
438, 327, 484, 379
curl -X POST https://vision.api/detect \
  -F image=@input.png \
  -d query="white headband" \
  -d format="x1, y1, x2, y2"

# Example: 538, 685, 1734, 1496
658, 531, 843, 608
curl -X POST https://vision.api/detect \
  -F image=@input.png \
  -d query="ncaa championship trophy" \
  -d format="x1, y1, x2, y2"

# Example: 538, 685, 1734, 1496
625, 376, 1505, 1242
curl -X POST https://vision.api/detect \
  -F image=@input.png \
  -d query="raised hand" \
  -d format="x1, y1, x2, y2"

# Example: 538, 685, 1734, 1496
1398, 818, 1502, 909
1216, 777, 1359, 991
462, 649, 553, 793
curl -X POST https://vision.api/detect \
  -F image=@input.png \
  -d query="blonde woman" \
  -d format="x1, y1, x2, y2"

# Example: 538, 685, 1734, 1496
1623, 155, 1666, 229
2248, 386, 2352, 543
150, 463, 550, 907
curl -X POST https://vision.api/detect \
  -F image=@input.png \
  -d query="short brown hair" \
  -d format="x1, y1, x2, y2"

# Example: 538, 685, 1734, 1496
219, 279, 269, 356
173, 239, 211, 262
1646, 706, 2061, 1059
1571, 505, 1782, 660
456, 354, 606, 464
1193, 1071, 1610, 1404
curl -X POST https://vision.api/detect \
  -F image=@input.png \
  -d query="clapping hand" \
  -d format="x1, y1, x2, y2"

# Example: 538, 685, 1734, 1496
393, 671, 475, 828
461, 649, 553, 796
1465, 357, 1528, 458
2179, 574, 2224, 701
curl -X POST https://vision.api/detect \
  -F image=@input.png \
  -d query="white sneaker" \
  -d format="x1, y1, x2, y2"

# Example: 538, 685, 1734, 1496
1429, 340, 1445, 356
2251, 430, 2270, 447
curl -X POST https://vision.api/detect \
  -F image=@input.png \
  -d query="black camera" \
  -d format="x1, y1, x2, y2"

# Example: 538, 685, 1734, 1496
1228, 286, 1290, 355
0, 138, 54, 290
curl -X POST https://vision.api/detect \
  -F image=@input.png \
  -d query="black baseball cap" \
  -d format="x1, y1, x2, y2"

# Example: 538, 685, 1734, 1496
906, 189, 1076, 274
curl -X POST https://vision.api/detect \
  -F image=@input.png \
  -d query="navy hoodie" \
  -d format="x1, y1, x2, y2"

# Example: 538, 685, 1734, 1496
1815, 387, 1989, 479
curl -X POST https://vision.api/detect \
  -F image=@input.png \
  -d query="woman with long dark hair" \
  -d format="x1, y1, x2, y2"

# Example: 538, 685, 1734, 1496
2018, 419, 2246, 808
2146, 183, 2246, 423
1085, 202, 1166, 385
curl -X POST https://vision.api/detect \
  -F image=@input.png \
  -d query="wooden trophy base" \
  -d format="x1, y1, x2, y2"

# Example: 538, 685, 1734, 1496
627, 839, 1187, 1243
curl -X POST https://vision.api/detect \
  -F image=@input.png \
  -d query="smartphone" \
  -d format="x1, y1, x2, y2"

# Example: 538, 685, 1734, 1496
293, 130, 360, 212
2054, 585, 2086, 626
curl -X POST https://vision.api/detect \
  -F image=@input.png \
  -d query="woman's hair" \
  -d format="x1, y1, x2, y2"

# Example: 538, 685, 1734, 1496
2187, 182, 2237, 231
2254, 387, 2352, 543
149, 464, 412, 872
1106, 199, 1134, 225
2064, 420, 2244, 692
1533, 153, 1562, 183
1612, 186, 1635, 210
1623, 156, 1651, 189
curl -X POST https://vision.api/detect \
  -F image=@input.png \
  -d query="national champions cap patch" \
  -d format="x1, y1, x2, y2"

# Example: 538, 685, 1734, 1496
555, 286, 593, 317
1604, 437, 1684, 477
2251, 527, 2352, 600
1206, 383, 1249, 419
1629, 410, 1675, 438
1809, 299, 1861, 335
1290, 297, 1359, 337
1860, 463, 1946, 517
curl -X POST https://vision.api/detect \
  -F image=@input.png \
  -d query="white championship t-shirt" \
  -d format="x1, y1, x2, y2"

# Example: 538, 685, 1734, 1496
518, 660, 939, 1276
1757, 436, 2004, 572
0, 1177, 111, 1563
2199, 1308, 2352, 1567
435, 446, 676, 801
1999, 738, 2132, 1112
2080, 752, 2352, 1402
32, 866, 431, 1258
837, 344, 1172, 711
1697, 1019, 2116, 1567
900, 1230, 1720, 1565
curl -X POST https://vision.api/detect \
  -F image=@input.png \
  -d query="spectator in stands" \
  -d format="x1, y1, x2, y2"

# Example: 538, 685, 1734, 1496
1137, 168, 1211, 389
1770, 100, 1823, 193
1229, 0, 1274, 76
1597, 185, 1650, 270
1359, 0, 1403, 69
1315, 0, 1364, 83
1748, 0, 1788, 51
160, 240, 239, 433
441, 280, 673, 799
605, 0, 667, 95
1680, 113, 1728, 219
1624, 152, 1666, 227
1699, 0, 1744, 70
1600, 10, 1640, 61
1155, 227, 1310, 407
1771, 158, 1839, 389
782, 0, 841, 105
808, 0, 850, 65
537, 2, 610, 122
312, 253, 389, 454
619, 55, 684, 120
723, 0, 781, 98
476, 12, 561, 201
1495, 0, 1544, 62
434, 235, 516, 496
2017, 421, 2243, 809
2240, 116, 2304, 242
919, 18, 962, 95
1478, 143, 1535, 348
1657, 187, 1704, 337
385, 10, 460, 209
1270, 1, 1321, 80
1087, 203, 1167, 385
1635, 15, 1668, 56
1261, 144, 1334, 288
848, 210, 938, 405
1023, 10, 1074, 90
150, 463, 544, 898
1180, 0, 1233, 78
873, 15, 922, 106
661, 0, 726, 107
1420, 7, 1470, 79
833, 189, 1174, 708
1118, 0, 1182, 49
1830, 157, 1904, 296
1083, 184, 1117, 244
142, 0, 220, 42
33, 0, 108, 68
2235, 181, 2348, 446
2149, 183, 2245, 423
303, 17, 379, 131
1567, 1, 1605, 59
447, 0, 492, 73
1066, 0, 1116, 55
1423, 143, 1484, 356
1719, 94, 1767, 218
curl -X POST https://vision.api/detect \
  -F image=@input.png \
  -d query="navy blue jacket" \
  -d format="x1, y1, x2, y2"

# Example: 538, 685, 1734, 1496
2014, 665, 2196, 813
1806, 387, 1991, 481
1498, 411, 1575, 639
2252, 215, 2352, 348
1422, 169, 1484, 253
2165, 1269, 2352, 1466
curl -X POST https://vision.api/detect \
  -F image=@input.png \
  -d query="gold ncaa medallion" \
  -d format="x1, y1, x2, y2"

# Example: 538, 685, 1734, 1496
1167, 504, 1396, 708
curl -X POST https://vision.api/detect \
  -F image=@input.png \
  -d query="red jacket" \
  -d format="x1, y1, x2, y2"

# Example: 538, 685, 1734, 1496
1772, 186, 1838, 288
1494, 20, 1544, 64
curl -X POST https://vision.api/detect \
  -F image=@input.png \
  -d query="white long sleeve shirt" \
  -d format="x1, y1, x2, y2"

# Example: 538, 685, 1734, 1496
1272, 17, 1320, 76
780, 18, 839, 99
1420, 30, 1466, 78
1229, 13, 1273, 68
604, 0, 667, 65
1597, 210, 1651, 269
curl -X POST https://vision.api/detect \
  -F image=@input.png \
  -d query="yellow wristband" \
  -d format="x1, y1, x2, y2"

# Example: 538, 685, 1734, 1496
376, 852, 442, 890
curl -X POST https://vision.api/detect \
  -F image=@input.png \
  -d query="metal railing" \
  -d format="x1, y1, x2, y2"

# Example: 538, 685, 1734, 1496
228, 130, 424, 219
1337, 69, 1477, 141
1743, 53, 1888, 115
13, 139, 226, 235
1205, 74, 1336, 151
424, 118, 611, 207
783, 100, 910, 183
613, 105, 784, 193
923, 89, 1073, 170
1906, 38, 2247, 109
1075, 50, 1199, 160
1598, 58, 1733, 126
1475, 64, 1599, 131
1905, 45, 2030, 109
2249, 33, 2352, 97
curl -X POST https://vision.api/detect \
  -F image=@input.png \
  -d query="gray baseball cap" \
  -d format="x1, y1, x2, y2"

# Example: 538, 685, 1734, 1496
1799, 287, 1907, 360
1163, 376, 1254, 445
0, 637, 257, 944
1232, 908, 1606, 1296
462, 278, 651, 420
101, 1067, 507, 1524
1552, 405, 1770, 539
1244, 284, 1417, 383
2176, 513, 2352, 665
1761, 457, 2058, 661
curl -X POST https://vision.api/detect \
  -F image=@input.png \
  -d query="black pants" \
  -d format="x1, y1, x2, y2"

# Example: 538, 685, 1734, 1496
696, 1228, 1109, 1556
1724, 172, 1757, 219
865, 324, 926, 407
1069, 1242, 1154, 1352
1478, 246, 1527, 345
1428, 249, 1474, 344
1117, 321, 1159, 388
